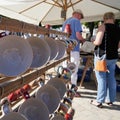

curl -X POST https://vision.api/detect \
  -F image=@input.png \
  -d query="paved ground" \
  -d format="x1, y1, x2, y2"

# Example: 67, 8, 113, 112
0, 63, 119, 120
72, 80, 120, 120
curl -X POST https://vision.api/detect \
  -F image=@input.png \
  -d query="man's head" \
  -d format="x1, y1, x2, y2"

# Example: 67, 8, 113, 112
72, 9, 84, 19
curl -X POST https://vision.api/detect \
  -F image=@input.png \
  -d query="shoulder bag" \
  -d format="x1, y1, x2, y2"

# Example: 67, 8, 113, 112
94, 31, 108, 72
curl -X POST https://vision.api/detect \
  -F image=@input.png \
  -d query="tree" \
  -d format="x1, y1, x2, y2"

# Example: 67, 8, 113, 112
83, 19, 120, 40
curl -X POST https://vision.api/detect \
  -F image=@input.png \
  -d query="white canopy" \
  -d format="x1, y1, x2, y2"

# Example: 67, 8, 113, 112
0, 0, 120, 25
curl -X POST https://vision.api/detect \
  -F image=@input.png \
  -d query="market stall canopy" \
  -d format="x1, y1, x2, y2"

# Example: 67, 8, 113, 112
0, 0, 120, 25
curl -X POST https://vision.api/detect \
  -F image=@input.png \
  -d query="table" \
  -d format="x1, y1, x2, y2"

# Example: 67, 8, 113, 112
79, 51, 120, 88
79, 52, 97, 88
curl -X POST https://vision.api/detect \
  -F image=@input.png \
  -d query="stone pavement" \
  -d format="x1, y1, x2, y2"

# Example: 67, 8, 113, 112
72, 80, 120, 120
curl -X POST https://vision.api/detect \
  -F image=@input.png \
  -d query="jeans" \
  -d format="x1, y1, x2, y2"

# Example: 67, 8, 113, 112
70, 51, 80, 85
94, 56, 117, 103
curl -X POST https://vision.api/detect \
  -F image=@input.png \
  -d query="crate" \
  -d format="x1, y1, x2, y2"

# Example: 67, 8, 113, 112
117, 84, 120, 92
77, 67, 92, 82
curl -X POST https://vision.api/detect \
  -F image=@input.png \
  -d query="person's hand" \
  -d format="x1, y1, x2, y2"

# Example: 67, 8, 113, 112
90, 36, 96, 42
81, 39, 86, 44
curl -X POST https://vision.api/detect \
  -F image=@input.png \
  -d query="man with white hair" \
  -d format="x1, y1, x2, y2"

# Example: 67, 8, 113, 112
62, 9, 85, 97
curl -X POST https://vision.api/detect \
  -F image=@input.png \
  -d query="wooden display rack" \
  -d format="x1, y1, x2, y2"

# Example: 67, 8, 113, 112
0, 16, 69, 99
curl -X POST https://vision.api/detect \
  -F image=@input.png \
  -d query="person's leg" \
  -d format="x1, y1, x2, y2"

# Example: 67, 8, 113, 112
94, 56, 107, 103
70, 51, 81, 97
105, 59, 117, 103
70, 51, 80, 86
95, 71, 106, 103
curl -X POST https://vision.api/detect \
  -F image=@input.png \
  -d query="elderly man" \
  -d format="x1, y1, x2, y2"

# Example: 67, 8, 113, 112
62, 9, 85, 97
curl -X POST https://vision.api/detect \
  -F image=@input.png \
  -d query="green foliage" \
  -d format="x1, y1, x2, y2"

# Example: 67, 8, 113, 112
115, 19, 120, 26
83, 19, 120, 39
52, 25, 62, 29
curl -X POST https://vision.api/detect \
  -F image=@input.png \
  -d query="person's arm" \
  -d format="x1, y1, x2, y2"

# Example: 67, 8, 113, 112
93, 24, 105, 46
76, 32, 85, 43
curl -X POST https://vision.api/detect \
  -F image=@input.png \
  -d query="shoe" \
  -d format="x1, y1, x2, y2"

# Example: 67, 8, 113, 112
71, 84, 78, 92
90, 100, 103, 108
74, 92, 81, 97
106, 102, 113, 106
